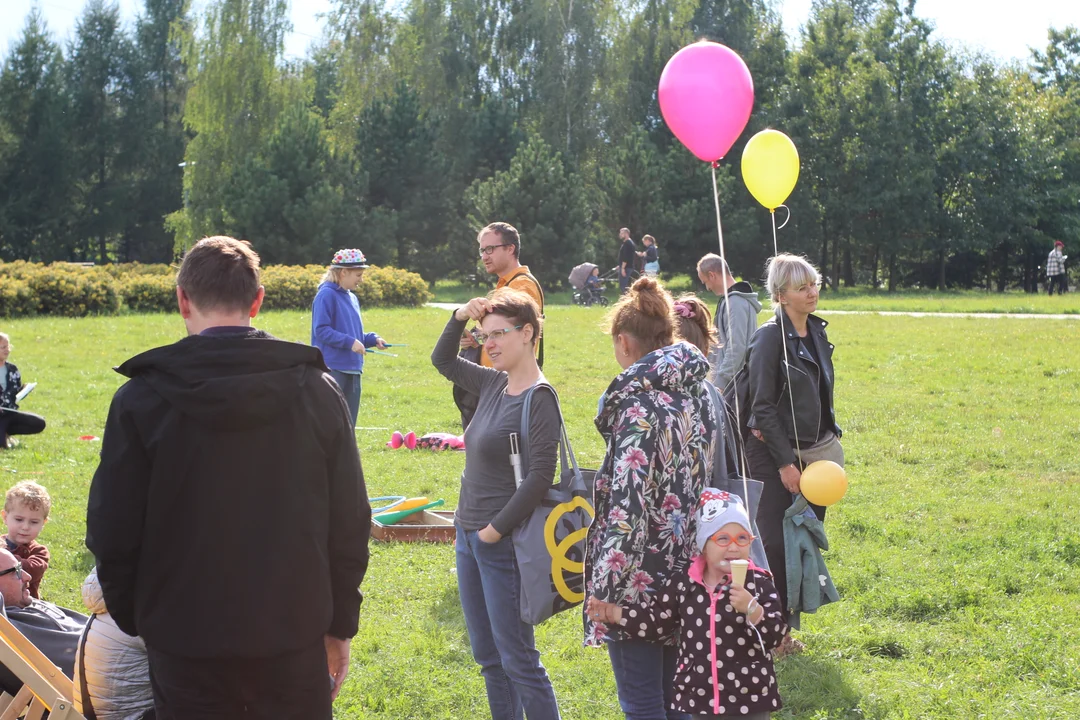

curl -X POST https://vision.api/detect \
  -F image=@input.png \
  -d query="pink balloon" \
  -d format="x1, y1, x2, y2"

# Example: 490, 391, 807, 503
659, 41, 755, 163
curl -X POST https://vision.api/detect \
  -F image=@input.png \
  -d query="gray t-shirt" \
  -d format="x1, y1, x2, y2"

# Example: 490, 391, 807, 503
432, 314, 561, 534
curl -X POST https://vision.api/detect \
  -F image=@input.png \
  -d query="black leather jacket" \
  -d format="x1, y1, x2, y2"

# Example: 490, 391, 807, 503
746, 310, 840, 468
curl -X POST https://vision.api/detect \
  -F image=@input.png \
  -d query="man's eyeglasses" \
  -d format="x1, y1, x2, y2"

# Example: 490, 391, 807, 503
471, 326, 522, 344
0, 562, 24, 579
479, 244, 512, 256
710, 532, 755, 548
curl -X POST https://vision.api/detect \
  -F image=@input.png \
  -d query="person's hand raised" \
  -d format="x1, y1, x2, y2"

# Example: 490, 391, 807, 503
454, 298, 492, 323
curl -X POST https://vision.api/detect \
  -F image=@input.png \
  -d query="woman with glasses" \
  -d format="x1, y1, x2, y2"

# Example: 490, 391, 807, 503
741, 253, 843, 653
583, 276, 716, 720
431, 287, 562, 720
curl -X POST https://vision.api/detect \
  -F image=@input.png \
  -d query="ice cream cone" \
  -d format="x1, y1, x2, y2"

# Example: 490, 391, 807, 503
729, 559, 749, 587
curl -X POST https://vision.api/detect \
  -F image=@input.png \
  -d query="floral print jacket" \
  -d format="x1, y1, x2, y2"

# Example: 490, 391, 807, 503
585, 341, 716, 646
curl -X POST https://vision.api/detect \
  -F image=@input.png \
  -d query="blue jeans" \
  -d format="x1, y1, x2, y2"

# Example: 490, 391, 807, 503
329, 370, 361, 429
606, 639, 689, 720
455, 523, 561, 720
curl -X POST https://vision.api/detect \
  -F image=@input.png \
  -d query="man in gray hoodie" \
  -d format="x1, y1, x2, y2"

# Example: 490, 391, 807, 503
697, 253, 762, 389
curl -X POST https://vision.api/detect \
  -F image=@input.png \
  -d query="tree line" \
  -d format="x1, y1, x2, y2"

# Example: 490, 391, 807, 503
1, 0, 1078, 291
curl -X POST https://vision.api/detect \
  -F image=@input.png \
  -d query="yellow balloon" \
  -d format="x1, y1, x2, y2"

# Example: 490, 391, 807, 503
741, 129, 800, 211
800, 460, 847, 506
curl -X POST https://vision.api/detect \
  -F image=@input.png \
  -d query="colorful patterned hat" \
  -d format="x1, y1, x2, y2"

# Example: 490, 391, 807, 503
695, 489, 752, 551
331, 249, 369, 268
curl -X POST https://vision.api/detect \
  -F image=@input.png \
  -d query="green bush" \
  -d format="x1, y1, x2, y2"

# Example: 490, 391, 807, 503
0, 279, 36, 318
122, 274, 178, 313
27, 268, 121, 317
360, 265, 431, 307
261, 265, 324, 311
0, 261, 430, 316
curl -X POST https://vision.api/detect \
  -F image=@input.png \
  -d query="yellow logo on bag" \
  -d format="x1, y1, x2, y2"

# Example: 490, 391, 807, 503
544, 497, 595, 603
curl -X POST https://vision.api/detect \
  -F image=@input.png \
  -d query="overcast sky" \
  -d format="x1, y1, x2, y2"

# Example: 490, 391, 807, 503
2, 0, 1078, 66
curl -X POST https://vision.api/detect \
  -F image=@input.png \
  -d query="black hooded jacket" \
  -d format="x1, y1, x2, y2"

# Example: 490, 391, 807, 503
86, 328, 371, 659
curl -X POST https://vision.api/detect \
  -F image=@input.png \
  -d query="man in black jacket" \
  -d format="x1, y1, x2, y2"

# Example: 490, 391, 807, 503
86, 236, 371, 719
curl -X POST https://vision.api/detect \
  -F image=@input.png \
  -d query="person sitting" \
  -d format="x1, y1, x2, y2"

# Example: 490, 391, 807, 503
2, 481, 52, 599
0, 332, 46, 449
74, 568, 155, 720
0, 548, 88, 696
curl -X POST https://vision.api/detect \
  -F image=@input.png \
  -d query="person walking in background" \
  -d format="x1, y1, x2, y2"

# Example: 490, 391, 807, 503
1047, 240, 1068, 295
87, 237, 371, 719
617, 228, 637, 294
697, 254, 761, 390
312, 248, 387, 430
585, 276, 716, 720
637, 235, 660, 277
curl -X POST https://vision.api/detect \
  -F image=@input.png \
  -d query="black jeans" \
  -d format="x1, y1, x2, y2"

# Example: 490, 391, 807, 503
0, 408, 46, 442
745, 435, 825, 618
147, 640, 332, 720
1048, 274, 1068, 295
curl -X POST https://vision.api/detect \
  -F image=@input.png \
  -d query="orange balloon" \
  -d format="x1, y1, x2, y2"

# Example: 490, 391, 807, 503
800, 460, 847, 506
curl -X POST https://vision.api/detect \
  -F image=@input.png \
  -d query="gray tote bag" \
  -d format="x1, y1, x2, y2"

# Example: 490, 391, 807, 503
513, 383, 596, 625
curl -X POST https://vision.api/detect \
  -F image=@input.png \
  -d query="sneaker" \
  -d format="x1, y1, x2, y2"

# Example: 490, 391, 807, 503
3, 437, 17, 449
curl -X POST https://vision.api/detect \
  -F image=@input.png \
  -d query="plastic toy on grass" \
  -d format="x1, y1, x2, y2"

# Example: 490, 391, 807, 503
386, 431, 464, 451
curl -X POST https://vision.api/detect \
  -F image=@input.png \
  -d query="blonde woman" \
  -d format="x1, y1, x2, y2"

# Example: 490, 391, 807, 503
744, 253, 842, 649
311, 249, 386, 428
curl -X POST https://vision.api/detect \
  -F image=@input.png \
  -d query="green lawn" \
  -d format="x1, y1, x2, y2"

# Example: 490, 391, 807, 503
434, 278, 1080, 315
2, 306, 1078, 719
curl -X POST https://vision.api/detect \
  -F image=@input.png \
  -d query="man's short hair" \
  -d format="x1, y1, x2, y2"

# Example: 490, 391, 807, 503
176, 236, 262, 313
478, 222, 521, 259
5, 481, 51, 518
697, 253, 730, 277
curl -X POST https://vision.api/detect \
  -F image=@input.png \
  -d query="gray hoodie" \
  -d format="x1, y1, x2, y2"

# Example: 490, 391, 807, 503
710, 281, 762, 389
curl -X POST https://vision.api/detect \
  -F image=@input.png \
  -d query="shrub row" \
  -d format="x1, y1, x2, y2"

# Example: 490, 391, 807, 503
0, 261, 431, 318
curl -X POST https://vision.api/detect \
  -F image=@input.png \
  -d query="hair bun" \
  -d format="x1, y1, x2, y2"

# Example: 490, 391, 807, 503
630, 276, 670, 318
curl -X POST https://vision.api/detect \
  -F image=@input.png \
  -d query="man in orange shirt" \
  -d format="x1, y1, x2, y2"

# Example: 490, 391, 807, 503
455, 222, 545, 427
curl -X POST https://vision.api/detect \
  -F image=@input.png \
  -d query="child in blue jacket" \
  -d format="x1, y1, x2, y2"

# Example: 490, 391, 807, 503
311, 249, 385, 428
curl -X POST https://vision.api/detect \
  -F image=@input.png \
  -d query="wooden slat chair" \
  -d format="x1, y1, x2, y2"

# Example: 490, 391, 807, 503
0, 614, 83, 719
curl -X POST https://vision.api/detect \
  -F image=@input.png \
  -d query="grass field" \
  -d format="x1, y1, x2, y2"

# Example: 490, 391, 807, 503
434, 278, 1080, 315
2, 304, 1079, 719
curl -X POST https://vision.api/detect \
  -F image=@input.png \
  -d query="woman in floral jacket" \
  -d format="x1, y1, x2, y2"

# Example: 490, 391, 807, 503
586, 276, 716, 720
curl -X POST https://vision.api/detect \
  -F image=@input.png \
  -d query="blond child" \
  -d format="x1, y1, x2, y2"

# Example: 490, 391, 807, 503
589, 490, 786, 718
2, 481, 51, 599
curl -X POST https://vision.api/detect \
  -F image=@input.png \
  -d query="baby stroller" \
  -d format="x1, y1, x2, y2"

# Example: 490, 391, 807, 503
569, 262, 609, 306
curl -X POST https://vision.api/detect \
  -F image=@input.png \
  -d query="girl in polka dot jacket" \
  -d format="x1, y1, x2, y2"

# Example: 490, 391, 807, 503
589, 490, 786, 719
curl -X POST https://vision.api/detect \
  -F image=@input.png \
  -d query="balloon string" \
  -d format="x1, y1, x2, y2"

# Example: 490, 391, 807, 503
776, 205, 791, 231
711, 163, 750, 496
771, 209, 802, 473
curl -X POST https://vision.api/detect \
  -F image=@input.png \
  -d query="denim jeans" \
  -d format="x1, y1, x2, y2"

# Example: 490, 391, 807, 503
606, 639, 689, 720
455, 523, 561, 720
329, 370, 361, 429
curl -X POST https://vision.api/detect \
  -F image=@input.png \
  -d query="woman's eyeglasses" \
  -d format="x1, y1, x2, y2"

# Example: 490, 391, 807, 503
479, 244, 512, 256
472, 326, 522, 344
710, 532, 754, 548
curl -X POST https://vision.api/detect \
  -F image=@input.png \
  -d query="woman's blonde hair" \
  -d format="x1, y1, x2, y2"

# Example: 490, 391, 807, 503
605, 276, 675, 354
321, 266, 344, 285
765, 253, 820, 309
673, 294, 716, 356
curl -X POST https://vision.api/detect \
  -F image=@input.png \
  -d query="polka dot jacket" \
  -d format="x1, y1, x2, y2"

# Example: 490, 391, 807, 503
622, 555, 787, 716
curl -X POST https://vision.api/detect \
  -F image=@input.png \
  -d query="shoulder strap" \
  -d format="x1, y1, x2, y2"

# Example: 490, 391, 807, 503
77, 614, 98, 719
519, 382, 583, 491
